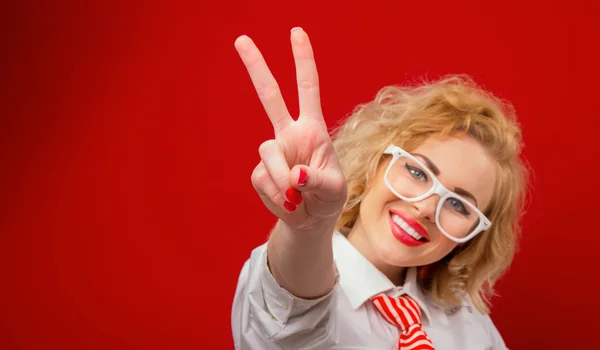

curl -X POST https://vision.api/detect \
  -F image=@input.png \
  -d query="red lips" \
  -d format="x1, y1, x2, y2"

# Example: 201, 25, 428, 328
389, 209, 430, 241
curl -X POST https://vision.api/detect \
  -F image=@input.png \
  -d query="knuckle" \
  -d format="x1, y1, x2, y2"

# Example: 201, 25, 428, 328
256, 83, 281, 101
272, 174, 288, 188
258, 140, 278, 157
243, 51, 262, 68
333, 172, 347, 190
270, 191, 284, 204
313, 171, 324, 189
330, 173, 348, 195
251, 164, 268, 188
296, 78, 319, 91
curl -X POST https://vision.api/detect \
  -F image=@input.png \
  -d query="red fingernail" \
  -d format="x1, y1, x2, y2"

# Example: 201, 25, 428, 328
298, 169, 308, 187
285, 187, 303, 206
283, 201, 296, 212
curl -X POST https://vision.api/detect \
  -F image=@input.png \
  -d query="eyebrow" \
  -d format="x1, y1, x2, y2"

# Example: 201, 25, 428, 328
412, 153, 479, 207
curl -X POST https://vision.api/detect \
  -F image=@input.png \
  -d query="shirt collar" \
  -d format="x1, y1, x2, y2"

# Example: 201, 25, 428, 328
332, 231, 434, 326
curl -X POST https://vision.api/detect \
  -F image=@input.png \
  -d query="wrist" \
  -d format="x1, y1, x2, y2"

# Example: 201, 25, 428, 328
277, 216, 338, 239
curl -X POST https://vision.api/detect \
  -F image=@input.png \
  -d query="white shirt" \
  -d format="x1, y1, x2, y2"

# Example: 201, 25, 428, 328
232, 231, 508, 350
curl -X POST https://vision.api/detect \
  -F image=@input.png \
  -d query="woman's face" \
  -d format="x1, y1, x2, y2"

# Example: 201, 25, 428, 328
348, 135, 497, 271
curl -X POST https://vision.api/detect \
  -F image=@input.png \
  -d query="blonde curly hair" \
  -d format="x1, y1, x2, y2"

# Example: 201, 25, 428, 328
331, 74, 529, 314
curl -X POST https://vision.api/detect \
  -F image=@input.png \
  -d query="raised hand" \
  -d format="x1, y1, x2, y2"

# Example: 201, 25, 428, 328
234, 28, 347, 231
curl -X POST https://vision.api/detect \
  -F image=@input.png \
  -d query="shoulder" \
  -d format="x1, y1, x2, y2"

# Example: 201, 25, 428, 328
424, 294, 508, 349
460, 295, 509, 350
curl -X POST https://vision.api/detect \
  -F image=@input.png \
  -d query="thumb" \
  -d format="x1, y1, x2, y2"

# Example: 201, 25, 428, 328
289, 165, 347, 203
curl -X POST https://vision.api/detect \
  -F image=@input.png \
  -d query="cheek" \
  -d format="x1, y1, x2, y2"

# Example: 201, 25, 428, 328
426, 218, 456, 250
422, 226, 459, 261
433, 236, 459, 258
361, 185, 396, 218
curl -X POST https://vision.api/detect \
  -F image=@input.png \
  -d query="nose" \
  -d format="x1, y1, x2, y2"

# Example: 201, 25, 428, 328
412, 195, 440, 222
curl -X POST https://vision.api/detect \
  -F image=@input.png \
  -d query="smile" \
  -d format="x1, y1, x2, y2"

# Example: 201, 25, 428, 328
392, 214, 425, 240
388, 210, 430, 247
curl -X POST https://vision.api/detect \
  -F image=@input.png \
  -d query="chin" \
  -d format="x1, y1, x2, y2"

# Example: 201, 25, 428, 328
374, 230, 420, 267
375, 226, 446, 267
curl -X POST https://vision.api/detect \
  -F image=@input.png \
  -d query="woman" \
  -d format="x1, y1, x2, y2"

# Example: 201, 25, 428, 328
231, 27, 528, 350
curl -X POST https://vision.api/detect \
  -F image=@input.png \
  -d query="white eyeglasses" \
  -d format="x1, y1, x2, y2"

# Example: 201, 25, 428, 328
382, 145, 491, 243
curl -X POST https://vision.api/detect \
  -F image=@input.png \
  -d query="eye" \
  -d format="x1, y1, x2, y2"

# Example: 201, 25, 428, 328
405, 164, 428, 182
446, 197, 470, 216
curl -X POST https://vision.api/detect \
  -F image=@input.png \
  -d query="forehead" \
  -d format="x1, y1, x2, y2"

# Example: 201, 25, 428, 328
410, 136, 497, 209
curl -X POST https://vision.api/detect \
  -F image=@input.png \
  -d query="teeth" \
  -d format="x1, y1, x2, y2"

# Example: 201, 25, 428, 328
392, 214, 424, 241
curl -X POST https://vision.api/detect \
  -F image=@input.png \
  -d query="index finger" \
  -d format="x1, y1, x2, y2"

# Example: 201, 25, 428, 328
235, 35, 293, 134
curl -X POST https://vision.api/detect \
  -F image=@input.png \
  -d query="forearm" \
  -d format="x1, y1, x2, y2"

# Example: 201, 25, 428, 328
267, 219, 337, 299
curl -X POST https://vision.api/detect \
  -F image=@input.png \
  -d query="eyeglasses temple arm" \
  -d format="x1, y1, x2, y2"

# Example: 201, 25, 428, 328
383, 145, 397, 155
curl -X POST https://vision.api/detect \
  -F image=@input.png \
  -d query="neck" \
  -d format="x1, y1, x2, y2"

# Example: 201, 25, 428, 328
346, 222, 408, 286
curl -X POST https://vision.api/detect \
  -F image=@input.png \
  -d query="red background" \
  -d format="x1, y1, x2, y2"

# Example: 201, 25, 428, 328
1, 1, 599, 349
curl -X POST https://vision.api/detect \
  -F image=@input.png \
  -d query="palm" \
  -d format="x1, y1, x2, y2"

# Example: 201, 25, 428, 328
278, 119, 331, 170
235, 29, 347, 228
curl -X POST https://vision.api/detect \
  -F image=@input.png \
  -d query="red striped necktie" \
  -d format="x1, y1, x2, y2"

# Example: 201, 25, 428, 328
371, 293, 435, 350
